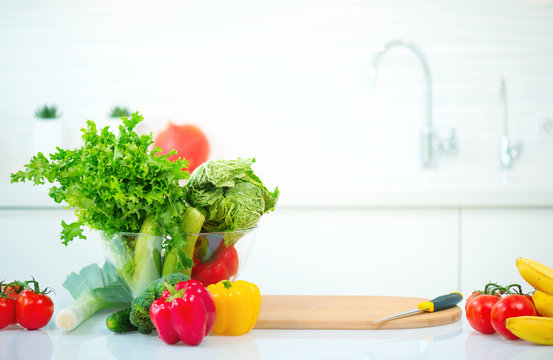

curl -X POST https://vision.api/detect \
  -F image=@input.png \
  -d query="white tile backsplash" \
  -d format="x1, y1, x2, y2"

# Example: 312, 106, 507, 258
1, 0, 553, 190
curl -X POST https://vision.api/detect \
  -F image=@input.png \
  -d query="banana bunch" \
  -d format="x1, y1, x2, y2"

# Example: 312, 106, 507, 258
507, 257, 553, 345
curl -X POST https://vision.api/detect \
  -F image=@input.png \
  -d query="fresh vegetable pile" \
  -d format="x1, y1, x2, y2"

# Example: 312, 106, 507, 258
11, 112, 277, 344
0, 279, 54, 331
466, 257, 553, 345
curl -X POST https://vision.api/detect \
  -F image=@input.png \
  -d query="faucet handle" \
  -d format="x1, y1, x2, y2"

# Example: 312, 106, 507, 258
436, 128, 459, 154
501, 138, 523, 169
509, 142, 523, 160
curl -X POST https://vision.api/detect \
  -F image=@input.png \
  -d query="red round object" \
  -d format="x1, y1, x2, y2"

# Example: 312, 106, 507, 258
466, 294, 499, 334
490, 294, 538, 340
0, 297, 16, 329
154, 123, 209, 173
15, 290, 54, 330
192, 242, 239, 287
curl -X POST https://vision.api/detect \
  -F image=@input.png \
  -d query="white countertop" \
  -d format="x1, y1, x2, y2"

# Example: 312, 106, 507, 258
2, 310, 553, 360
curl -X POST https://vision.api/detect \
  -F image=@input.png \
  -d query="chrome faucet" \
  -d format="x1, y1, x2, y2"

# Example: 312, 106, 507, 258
370, 39, 458, 168
499, 78, 523, 169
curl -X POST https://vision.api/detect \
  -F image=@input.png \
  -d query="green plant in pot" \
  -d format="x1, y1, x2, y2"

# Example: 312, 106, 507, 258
109, 106, 131, 119
35, 104, 61, 119
33, 104, 62, 155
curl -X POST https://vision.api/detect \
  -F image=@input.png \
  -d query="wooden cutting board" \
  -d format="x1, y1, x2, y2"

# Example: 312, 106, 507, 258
254, 295, 461, 330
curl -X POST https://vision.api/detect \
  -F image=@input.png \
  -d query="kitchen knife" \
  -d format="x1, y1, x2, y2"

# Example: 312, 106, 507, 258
373, 292, 463, 324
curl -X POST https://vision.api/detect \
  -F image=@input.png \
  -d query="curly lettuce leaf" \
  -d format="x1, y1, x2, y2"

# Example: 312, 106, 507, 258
10, 112, 189, 245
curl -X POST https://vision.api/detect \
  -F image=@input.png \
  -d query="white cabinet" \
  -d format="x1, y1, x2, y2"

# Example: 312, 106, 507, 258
239, 209, 459, 298
0, 209, 104, 292
460, 209, 553, 296
4, 207, 553, 300
2, 208, 458, 299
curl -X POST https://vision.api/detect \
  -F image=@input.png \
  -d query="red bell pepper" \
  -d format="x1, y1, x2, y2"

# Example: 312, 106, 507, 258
192, 241, 239, 287
150, 280, 215, 346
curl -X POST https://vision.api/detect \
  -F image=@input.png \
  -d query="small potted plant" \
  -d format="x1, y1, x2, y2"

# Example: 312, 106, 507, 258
34, 104, 62, 155
96, 106, 132, 135
109, 106, 131, 119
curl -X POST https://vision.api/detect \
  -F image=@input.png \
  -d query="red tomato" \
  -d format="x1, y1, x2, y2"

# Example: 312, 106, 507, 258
154, 123, 209, 173
466, 294, 499, 334
490, 294, 537, 340
2, 285, 21, 299
16, 290, 54, 330
0, 284, 21, 327
465, 291, 483, 312
0, 297, 16, 329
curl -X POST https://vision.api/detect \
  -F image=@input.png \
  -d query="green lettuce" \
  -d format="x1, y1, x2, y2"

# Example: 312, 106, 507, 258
185, 158, 279, 233
10, 112, 188, 245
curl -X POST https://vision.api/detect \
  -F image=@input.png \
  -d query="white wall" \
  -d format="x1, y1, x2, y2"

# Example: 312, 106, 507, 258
1, 0, 553, 191
1, 1, 553, 301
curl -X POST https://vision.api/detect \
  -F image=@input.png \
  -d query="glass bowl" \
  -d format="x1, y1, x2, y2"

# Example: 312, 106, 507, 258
100, 226, 258, 295
165, 226, 258, 287
100, 232, 163, 297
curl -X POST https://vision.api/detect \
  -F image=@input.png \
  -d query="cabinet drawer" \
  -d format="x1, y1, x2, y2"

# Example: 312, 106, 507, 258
240, 208, 459, 297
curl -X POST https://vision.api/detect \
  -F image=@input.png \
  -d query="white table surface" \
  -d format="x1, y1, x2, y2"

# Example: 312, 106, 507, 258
2, 310, 553, 360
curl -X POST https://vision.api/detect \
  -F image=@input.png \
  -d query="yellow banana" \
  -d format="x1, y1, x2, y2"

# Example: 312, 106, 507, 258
532, 290, 553, 317
516, 258, 553, 296
506, 316, 553, 345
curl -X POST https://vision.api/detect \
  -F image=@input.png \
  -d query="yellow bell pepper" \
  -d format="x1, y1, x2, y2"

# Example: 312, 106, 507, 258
207, 280, 261, 335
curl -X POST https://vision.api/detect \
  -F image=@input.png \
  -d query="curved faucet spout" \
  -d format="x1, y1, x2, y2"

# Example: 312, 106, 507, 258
371, 39, 434, 167
370, 39, 458, 168
499, 78, 523, 169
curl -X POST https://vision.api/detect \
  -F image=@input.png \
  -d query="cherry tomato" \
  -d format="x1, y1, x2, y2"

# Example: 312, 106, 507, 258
466, 294, 499, 334
490, 294, 537, 340
2, 284, 21, 299
16, 290, 54, 330
0, 297, 16, 329
0, 283, 21, 328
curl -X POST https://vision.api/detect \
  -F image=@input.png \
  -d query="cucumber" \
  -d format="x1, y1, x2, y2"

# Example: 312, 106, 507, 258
106, 308, 138, 333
